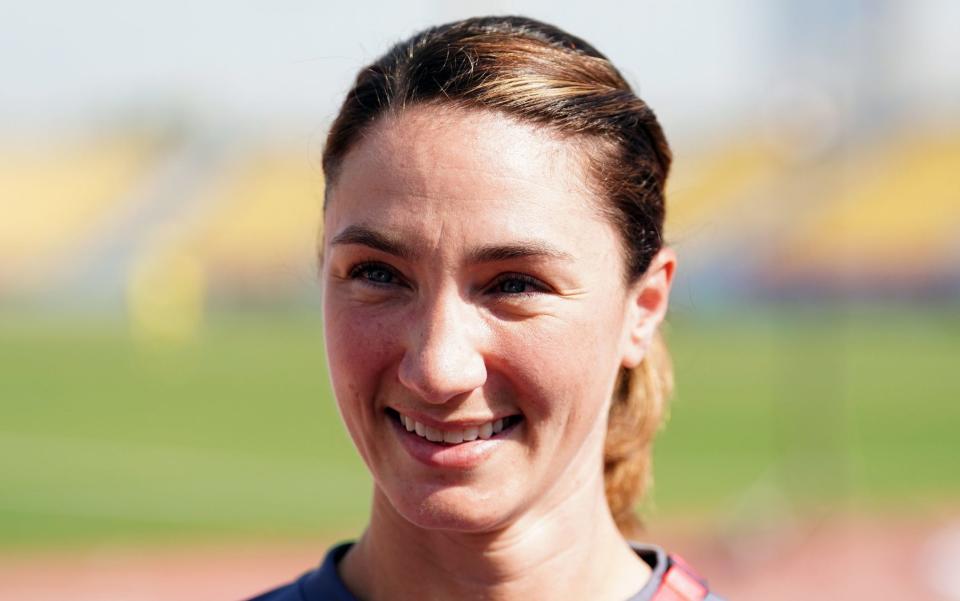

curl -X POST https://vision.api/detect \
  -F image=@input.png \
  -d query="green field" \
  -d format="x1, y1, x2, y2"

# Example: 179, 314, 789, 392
1, 306, 958, 549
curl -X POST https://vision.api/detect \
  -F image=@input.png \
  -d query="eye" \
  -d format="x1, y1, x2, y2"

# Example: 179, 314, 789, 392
349, 262, 402, 287
487, 273, 548, 295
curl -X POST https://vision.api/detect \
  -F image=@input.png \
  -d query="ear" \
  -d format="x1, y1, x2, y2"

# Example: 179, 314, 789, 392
620, 247, 676, 369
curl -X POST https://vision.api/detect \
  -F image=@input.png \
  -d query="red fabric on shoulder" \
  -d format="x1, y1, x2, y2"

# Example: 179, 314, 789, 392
651, 554, 708, 601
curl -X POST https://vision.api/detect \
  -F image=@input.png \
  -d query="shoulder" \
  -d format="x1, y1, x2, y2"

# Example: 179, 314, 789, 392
629, 542, 727, 601
244, 543, 357, 601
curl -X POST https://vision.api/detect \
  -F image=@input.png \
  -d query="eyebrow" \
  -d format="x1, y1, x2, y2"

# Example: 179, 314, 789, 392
330, 225, 415, 259
329, 224, 572, 264
467, 241, 573, 264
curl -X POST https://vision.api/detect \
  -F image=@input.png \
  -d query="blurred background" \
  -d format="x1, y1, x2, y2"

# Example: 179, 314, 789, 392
1, 1, 958, 599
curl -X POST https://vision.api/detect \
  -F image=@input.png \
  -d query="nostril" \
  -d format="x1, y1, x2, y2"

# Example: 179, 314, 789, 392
397, 302, 488, 403
397, 349, 487, 404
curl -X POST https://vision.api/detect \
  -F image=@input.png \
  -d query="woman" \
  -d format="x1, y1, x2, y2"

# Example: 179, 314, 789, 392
252, 15, 724, 601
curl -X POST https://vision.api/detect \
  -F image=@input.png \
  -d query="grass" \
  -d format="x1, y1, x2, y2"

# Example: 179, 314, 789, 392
1, 305, 957, 549
650, 305, 960, 516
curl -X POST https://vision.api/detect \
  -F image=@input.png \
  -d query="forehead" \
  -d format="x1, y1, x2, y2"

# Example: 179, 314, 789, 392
324, 105, 610, 252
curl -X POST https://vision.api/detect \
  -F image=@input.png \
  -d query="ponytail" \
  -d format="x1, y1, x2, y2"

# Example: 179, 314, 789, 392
604, 329, 673, 536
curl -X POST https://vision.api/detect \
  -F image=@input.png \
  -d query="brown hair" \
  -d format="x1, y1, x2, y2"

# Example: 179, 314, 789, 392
322, 15, 673, 536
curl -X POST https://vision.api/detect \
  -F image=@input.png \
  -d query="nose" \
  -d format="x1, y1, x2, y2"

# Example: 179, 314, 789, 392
398, 290, 487, 404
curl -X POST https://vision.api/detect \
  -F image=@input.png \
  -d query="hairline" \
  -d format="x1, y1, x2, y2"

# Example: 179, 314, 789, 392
322, 101, 634, 283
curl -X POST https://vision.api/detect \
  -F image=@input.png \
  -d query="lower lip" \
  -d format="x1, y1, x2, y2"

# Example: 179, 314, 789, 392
390, 416, 521, 470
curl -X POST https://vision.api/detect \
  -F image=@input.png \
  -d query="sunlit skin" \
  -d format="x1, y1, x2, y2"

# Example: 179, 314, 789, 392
321, 105, 675, 601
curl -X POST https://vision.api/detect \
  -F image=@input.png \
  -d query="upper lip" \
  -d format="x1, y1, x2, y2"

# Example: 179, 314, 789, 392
388, 407, 519, 430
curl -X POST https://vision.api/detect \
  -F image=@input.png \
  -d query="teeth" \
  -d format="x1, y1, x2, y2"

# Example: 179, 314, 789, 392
398, 414, 513, 445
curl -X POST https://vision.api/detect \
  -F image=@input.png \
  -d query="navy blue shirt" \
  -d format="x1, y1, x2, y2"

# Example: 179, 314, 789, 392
247, 542, 725, 601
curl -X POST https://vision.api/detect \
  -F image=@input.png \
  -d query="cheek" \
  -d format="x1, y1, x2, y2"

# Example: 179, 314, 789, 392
323, 303, 403, 431
325, 299, 401, 376
324, 312, 396, 379
495, 311, 621, 428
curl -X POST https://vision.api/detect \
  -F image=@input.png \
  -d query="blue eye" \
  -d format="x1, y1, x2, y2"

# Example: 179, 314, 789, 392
490, 274, 545, 295
350, 262, 399, 286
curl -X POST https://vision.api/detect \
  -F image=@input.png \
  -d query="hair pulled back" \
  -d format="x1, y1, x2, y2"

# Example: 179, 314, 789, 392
322, 15, 673, 536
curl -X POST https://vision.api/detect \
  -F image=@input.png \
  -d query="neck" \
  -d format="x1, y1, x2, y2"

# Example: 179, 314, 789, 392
339, 477, 650, 601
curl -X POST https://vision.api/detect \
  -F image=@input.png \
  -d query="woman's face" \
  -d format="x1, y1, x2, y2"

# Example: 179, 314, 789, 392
322, 106, 662, 532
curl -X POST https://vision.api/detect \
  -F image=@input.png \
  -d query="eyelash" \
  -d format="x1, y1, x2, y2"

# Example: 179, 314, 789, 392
348, 262, 403, 287
347, 263, 549, 296
486, 273, 548, 296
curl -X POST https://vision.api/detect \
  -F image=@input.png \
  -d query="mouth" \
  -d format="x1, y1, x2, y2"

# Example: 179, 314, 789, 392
385, 408, 524, 446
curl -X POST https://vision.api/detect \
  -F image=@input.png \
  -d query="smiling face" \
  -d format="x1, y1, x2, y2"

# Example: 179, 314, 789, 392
321, 105, 648, 532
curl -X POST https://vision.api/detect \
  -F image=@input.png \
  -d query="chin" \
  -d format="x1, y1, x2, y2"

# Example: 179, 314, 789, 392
383, 481, 520, 533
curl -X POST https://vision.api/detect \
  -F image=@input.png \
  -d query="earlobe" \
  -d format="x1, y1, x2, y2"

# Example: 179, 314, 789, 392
621, 247, 676, 369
